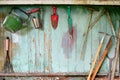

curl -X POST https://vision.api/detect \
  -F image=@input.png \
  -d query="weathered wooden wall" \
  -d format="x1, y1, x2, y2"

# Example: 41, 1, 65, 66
0, 77, 119, 80
0, 6, 119, 79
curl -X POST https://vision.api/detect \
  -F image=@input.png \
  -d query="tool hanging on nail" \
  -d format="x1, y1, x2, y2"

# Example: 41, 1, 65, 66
32, 16, 39, 29
80, 9, 105, 60
27, 8, 40, 14
80, 9, 93, 60
37, 8, 44, 29
30, 8, 44, 29
3, 37, 14, 73
3, 7, 41, 33
51, 6, 59, 29
91, 37, 112, 80
106, 11, 117, 42
111, 27, 120, 80
67, 6, 73, 35
107, 53, 115, 80
87, 33, 106, 80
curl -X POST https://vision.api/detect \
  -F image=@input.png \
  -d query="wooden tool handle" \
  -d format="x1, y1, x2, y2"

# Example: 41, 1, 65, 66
53, 6, 57, 14
6, 37, 9, 51
111, 27, 120, 80
106, 11, 117, 42
91, 37, 112, 80
87, 35, 105, 80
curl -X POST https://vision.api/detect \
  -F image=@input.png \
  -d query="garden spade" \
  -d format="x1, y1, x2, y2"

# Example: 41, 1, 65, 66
51, 6, 59, 29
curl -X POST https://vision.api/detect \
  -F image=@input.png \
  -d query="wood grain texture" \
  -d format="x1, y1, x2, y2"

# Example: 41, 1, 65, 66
0, 0, 120, 5
0, 6, 119, 77
2, 77, 120, 80
0, 12, 5, 72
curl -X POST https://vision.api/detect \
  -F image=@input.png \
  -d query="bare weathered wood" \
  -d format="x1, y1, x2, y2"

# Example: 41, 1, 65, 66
0, 0, 120, 5
106, 11, 117, 42
91, 37, 113, 80
111, 28, 120, 80
80, 9, 93, 60
87, 35, 105, 80
0, 12, 5, 72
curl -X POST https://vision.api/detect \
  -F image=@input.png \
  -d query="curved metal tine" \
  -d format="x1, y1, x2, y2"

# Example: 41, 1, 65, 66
106, 50, 116, 80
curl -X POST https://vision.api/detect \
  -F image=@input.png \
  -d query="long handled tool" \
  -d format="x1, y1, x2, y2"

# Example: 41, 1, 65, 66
80, 9, 93, 59
80, 9, 105, 59
51, 6, 59, 29
107, 54, 115, 80
91, 37, 112, 80
4, 37, 13, 73
106, 11, 117, 42
111, 27, 120, 80
87, 34, 106, 80
87, 9, 105, 32
31, 8, 44, 29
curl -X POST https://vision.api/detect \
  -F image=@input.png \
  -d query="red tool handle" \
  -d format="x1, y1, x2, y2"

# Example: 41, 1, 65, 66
53, 6, 57, 15
27, 8, 40, 14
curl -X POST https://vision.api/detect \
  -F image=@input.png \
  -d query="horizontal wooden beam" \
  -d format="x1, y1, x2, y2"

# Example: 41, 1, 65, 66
0, 72, 118, 77
0, 0, 120, 5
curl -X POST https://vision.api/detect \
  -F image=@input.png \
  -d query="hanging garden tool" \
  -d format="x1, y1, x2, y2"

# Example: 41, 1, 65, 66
3, 7, 41, 33
3, 37, 14, 73
27, 8, 40, 14
111, 27, 120, 80
87, 33, 106, 80
91, 37, 112, 80
80, 9, 105, 60
67, 6, 73, 35
51, 6, 59, 29
32, 8, 44, 29
3, 7, 30, 33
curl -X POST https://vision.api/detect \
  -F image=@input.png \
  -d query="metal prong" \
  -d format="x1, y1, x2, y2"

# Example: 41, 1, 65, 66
99, 32, 119, 39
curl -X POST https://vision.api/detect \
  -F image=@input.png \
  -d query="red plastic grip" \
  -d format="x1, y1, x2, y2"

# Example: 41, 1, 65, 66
53, 6, 57, 15
27, 8, 40, 14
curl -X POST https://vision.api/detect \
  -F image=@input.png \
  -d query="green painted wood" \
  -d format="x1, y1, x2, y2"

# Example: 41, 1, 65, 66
0, 6, 119, 75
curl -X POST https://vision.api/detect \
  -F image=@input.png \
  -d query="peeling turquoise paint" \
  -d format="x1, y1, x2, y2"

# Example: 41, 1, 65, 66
0, 6, 119, 75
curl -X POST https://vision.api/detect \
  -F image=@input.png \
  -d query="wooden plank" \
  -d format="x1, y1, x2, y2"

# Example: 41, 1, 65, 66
11, 28, 29, 72
0, 0, 120, 5
2, 77, 120, 80
90, 10, 102, 73
0, 6, 119, 75
0, 11, 5, 72
75, 6, 91, 72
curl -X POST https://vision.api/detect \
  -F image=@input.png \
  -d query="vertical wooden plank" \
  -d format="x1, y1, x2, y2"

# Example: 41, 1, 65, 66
0, 6, 118, 74
49, 6, 62, 72
57, 6, 68, 72
83, 7, 92, 73
11, 27, 29, 72
98, 13, 109, 73
0, 8, 5, 72
27, 23, 36, 72
90, 9, 104, 73
75, 6, 91, 72
39, 28, 45, 73
43, 6, 52, 73
3, 6, 13, 72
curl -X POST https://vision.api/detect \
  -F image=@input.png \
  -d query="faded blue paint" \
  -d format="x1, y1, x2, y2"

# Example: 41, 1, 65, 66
0, 6, 119, 75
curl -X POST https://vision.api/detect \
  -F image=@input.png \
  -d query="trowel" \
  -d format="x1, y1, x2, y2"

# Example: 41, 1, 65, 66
51, 6, 59, 29
67, 6, 73, 35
